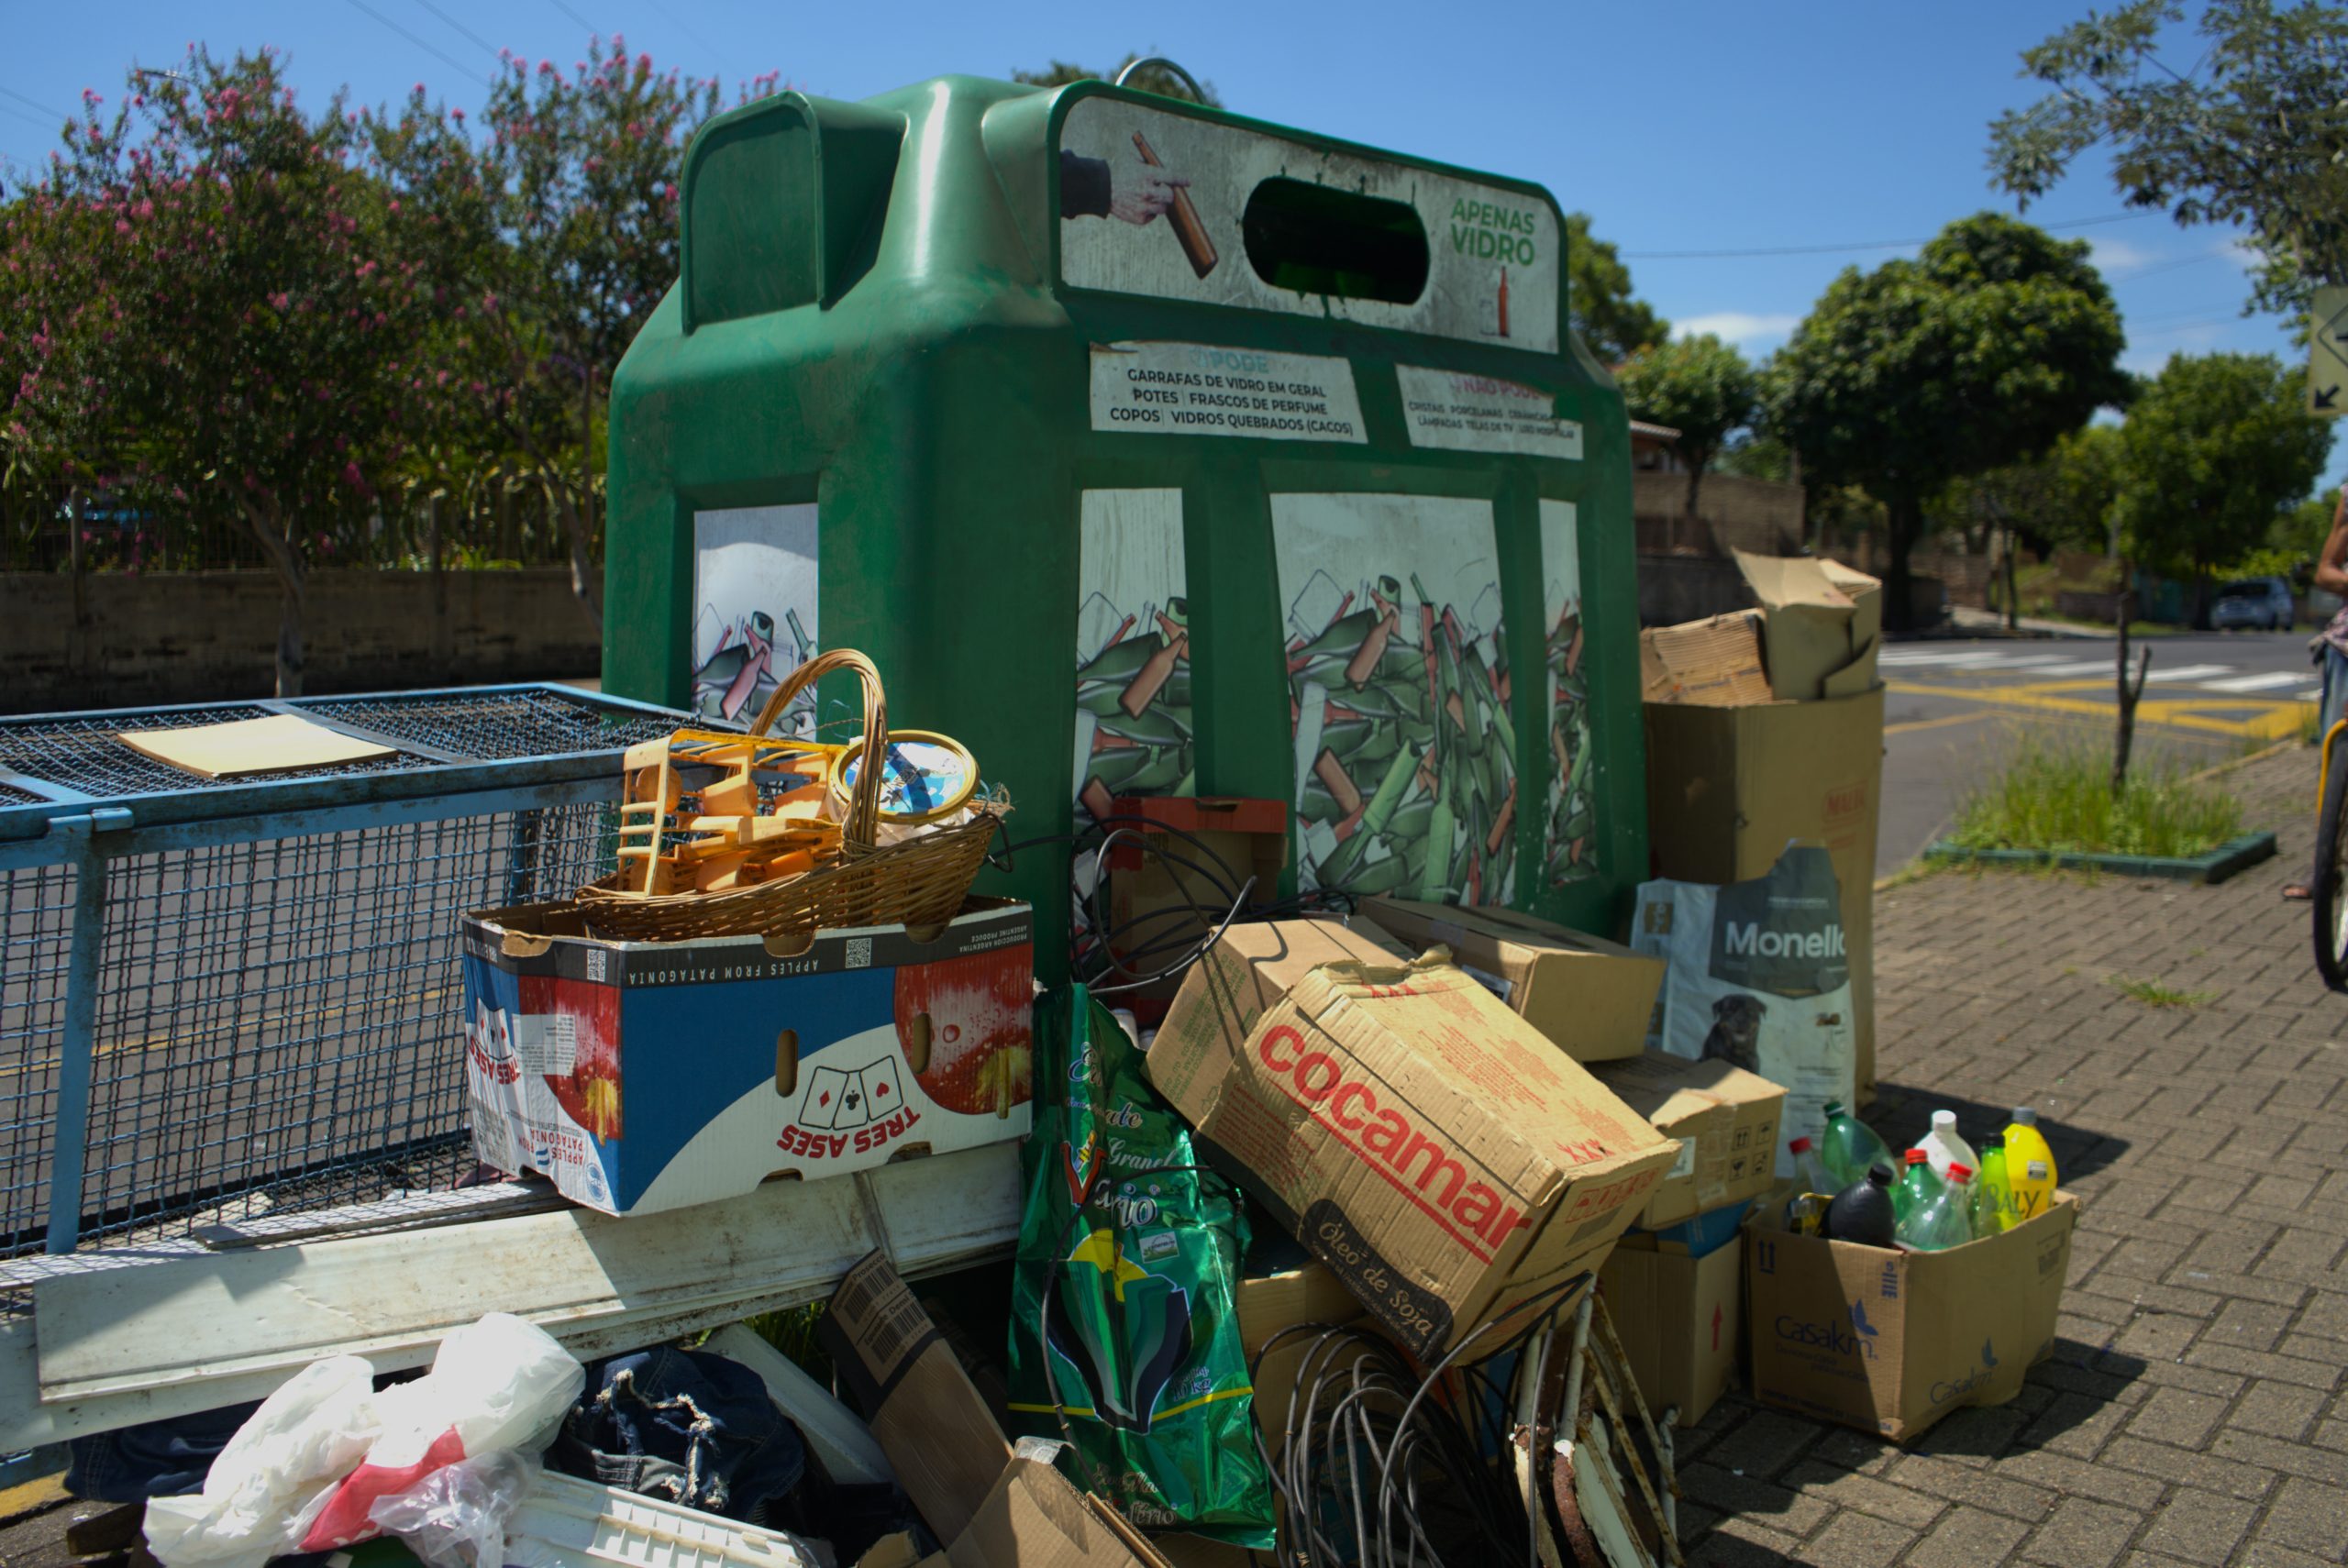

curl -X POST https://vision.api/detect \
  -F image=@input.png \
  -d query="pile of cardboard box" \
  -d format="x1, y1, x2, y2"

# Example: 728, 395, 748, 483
1639, 549, 1887, 1101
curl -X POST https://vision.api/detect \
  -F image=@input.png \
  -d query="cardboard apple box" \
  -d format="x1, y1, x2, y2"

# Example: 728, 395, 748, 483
459, 898, 1034, 1215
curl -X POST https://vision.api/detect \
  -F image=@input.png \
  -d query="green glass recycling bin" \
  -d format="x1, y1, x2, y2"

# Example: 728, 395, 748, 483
604, 74, 1647, 983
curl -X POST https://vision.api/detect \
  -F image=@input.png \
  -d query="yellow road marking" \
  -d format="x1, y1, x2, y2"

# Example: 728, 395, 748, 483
1884, 711, 1994, 738
1887, 679, 2315, 742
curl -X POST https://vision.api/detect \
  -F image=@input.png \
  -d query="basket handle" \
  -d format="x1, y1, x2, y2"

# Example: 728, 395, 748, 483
749, 648, 886, 847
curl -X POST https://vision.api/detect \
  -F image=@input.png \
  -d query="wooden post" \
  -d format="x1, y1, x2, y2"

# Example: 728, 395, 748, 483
2111, 573, 2151, 796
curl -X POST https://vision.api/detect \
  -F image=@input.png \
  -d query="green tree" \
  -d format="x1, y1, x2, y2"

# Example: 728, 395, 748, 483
2113, 351, 2331, 618
1768, 212, 2129, 628
370, 39, 750, 632
1615, 334, 1756, 522
1988, 0, 2348, 318
1012, 56, 1220, 106
8, 48, 441, 693
1564, 213, 1668, 364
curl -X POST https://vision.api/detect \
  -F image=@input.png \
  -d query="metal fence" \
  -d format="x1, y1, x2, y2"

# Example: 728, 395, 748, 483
0, 684, 685, 1255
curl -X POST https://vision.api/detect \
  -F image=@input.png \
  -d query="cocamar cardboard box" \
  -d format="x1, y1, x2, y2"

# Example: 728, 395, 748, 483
1589, 1051, 1785, 1228
823, 1252, 1173, 1568
1642, 679, 1883, 1103
459, 899, 1034, 1215
1744, 1193, 2078, 1442
1600, 1235, 1741, 1427
1148, 920, 1677, 1358
1357, 897, 1660, 1065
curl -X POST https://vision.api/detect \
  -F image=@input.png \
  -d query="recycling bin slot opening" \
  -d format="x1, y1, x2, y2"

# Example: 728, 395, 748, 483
1241, 178, 1429, 304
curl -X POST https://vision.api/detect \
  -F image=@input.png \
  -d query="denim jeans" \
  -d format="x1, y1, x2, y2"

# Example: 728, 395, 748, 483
65, 1401, 258, 1501
2322, 644, 2348, 741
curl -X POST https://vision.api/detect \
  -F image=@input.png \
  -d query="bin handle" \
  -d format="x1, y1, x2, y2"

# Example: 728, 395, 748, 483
748, 648, 886, 848
1113, 57, 1211, 105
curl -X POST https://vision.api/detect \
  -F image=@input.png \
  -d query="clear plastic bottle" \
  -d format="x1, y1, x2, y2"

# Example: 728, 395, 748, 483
1916, 1110, 1979, 1182
1824, 1162, 1899, 1247
1973, 1137, 2011, 1235
1893, 1148, 1935, 1226
1785, 1136, 1835, 1229
1820, 1101, 1895, 1188
2004, 1107, 2059, 1225
1905, 1164, 1977, 1252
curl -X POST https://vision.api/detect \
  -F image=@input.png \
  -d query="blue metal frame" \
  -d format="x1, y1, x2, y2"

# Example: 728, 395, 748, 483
0, 683, 690, 1252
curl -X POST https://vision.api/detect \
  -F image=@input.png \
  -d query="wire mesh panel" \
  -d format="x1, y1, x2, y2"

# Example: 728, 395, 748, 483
0, 684, 680, 1254
305, 690, 676, 761
0, 708, 429, 800
0, 866, 76, 1254
59, 801, 620, 1251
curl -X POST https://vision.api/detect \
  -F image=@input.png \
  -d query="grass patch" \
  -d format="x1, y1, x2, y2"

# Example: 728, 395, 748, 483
2109, 974, 2219, 1008
1946, 736, 2246, 859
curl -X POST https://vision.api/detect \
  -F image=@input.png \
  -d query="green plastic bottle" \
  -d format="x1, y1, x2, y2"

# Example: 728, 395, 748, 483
1893, 1148, 1935, 1226
1905, 1164, 1978, 1252
1972, 1137, 2011, 1236
1820, 1101, 1895, 1188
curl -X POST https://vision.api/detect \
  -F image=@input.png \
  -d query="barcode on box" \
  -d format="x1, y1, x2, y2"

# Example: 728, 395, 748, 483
846, 937, 872, 969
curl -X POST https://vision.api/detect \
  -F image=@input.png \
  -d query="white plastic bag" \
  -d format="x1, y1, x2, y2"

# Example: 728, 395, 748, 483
301, 1313, 583, 1552
143, 1356, 382, 1568
368, 1449, 543, 1568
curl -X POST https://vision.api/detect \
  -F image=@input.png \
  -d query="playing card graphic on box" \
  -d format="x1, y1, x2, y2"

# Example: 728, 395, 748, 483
460, 900, 1035, 1215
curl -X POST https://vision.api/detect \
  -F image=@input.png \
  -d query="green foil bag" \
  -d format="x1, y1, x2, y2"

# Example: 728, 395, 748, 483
1007, 985, 1274, 1546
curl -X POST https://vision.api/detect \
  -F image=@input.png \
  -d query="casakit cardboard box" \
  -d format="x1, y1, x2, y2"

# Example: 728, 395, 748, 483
460, 899, 1034, 1215
1357, 898, 1661, 1065
823, 1252, 1173, 1568
1744, 1193, 2078, 1442
1643, 686, 1884, 1102
1149, 921, 1678, 1359
1600, 1234, 1742, 1428
1589, 1051, 1785, 1228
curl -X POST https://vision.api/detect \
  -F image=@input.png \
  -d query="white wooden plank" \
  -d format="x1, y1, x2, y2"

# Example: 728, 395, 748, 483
31, 1143, 1020, 1407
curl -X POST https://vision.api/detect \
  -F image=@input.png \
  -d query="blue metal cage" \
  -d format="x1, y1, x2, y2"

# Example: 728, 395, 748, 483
0, 684, 688, 1254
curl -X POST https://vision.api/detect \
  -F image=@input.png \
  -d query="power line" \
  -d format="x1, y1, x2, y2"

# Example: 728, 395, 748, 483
545, 0, 599, 38
642, 0, 725, 68
0, 84, 71, 121
405, 0, 500, 60
0, 99, 60, 135
340, 0, 493, 89
1622, 211, 2152, 260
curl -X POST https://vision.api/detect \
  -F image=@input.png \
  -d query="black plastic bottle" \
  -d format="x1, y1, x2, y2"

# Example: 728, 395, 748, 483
1824, 1161, 1899, 1247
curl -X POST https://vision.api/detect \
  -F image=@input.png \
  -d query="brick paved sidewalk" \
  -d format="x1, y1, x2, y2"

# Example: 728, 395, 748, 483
1679, 743, 2348, 1567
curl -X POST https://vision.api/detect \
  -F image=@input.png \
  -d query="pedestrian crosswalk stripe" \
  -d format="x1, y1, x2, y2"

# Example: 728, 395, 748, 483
2141, 665, 2239, 684
2198, 670, 2311, 693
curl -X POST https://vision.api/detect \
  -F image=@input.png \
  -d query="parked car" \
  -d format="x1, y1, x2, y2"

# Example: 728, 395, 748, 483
2212, 576, 2296, 631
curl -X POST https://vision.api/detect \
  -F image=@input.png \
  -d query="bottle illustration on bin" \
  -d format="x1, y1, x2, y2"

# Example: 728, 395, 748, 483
1047, 1224, 1196, 1433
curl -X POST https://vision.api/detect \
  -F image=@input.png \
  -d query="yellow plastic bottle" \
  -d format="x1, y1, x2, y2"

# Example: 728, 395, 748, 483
2003, 1106, 2058, 1225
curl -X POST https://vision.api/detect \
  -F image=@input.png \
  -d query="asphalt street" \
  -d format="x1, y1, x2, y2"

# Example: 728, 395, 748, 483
1877, 627, 2322, 875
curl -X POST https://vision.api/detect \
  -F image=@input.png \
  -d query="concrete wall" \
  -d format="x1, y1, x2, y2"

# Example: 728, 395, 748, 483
5, 569, 602, 712
1632, 470, 1805, 558
1636, 554, 1751, 627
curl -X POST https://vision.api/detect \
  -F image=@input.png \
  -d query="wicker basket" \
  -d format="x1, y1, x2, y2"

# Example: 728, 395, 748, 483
575, 649, 1006, 941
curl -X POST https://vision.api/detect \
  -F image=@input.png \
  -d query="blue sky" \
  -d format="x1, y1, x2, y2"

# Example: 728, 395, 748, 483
0, 1, 2310, 390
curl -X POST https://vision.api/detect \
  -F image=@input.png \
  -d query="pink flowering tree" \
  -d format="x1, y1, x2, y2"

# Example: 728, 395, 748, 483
369, 38, 775, 632
10, 48, 438, 693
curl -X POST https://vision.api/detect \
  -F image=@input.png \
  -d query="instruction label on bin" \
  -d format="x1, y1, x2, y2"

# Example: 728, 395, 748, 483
1396, 366, 1582, 458
1091, 341, 1367, 443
